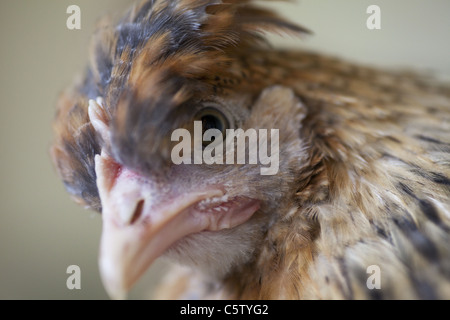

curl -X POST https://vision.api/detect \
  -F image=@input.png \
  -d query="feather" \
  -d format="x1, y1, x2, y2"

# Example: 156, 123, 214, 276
52, 0, 450, 299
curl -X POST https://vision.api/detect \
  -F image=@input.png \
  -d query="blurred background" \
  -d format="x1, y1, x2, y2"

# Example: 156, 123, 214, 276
0, 0, 449, 299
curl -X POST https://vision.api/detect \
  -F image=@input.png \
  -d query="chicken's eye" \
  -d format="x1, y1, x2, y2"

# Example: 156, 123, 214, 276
195, 106, 230, 147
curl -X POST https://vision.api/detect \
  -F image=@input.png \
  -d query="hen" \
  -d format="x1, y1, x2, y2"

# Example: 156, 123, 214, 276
51, 0, 450, 299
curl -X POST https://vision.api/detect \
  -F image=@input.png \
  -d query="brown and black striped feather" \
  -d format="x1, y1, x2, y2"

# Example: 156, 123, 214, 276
51, 0, 450, 299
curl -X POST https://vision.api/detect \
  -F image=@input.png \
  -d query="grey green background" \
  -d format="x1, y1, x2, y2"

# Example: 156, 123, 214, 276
0, 0, 449, 299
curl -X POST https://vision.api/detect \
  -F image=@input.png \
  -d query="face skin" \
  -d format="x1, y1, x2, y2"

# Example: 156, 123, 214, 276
89, 86, 307, 299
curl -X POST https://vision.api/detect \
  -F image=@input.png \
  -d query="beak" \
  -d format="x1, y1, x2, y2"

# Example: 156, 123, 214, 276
89, 98, 259, 299
95, 152, 224, 299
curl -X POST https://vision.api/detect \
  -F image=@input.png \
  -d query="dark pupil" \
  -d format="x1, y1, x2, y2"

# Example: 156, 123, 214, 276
201, 115, 223, 133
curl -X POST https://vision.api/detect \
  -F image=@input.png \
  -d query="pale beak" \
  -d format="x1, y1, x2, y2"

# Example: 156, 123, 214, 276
89, 98, 259, 299
94, 152, 259, 299
95, 152, 222, 299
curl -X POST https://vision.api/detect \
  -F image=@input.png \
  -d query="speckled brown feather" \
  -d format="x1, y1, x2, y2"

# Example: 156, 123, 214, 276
52, 0, 450, 299
154, 53, 450, 299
